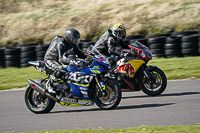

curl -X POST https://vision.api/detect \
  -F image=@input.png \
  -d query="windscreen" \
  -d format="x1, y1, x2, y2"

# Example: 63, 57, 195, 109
130, 41, 152, 58
86, 45, 109, 64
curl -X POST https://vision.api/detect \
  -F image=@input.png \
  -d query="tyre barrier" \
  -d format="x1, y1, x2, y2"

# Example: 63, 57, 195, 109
148, 36, 166, 57
199, 33, 200, 54
0, 31, 200, 68
4, 48, 20, 67
181, 34, 199, 56
19, 46, 36, 67
125, 35, 144, 40
0, 49, 5, 67
35, 45, 49, 61
16, 43, 38, 47
171, 31, 198, 37
165, 36, 182, 58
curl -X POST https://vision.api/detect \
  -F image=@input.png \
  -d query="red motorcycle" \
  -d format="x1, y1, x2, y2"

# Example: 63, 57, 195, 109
110, 41, 167, 96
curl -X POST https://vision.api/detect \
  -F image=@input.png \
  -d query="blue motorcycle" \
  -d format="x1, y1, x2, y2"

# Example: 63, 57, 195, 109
25, 46, 121, 113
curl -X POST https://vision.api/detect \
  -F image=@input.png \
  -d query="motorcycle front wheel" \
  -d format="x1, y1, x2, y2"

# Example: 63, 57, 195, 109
24, 79, 55, 114
94, 79, 121, 110
140, 67, 167, 96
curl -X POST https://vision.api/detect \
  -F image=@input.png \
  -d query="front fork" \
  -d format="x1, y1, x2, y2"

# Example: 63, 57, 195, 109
141, 65, 158, 85
141, 64, 154, 79
95, 75, 106, 97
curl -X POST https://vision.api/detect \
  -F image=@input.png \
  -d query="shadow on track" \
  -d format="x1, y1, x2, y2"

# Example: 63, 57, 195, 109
122, 91, 200, 99
49, 103, 175, 114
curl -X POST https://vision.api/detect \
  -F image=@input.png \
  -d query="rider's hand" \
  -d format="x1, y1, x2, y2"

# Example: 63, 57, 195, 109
57, 65, 67, 73
120, 52, 130, 58
85, 56, 93, 63
74, 60, 85, 68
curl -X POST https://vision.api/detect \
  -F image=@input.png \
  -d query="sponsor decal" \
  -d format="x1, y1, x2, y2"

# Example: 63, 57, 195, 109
90, 70, 101, 73
92, 66, 100, 69
66, 72, 93, 83
61, 98, 77, 103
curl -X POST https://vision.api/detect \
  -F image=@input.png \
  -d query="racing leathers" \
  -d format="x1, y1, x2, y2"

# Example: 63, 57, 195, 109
94, 29, 129, 63
44, 35, 86, 71
44, 35, 86, 93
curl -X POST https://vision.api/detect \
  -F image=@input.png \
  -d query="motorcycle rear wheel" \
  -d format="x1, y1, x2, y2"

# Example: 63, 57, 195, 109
24, 79, 55, 114
140, 67, 167, 96
94, 79, 121, 110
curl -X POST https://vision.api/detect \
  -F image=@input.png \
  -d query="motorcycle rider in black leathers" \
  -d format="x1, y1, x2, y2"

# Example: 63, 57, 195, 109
94, 23, 129, 63
44, 28, 86, 93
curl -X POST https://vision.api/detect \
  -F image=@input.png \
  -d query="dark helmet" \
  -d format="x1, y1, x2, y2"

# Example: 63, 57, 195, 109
65, 28, 80, 47
110, 23, 126, 39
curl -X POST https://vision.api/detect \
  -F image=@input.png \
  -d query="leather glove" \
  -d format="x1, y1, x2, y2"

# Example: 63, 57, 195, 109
120, 52, 130, 58
69, 59, 75, 66
85, 56, 93, 64
57, 65, 67, 73
75, 60, 86, 68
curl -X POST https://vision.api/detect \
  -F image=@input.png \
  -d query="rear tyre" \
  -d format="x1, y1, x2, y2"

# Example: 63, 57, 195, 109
24, 79, 55, 114
94, 79, 121, 110
140, 67, 167, 96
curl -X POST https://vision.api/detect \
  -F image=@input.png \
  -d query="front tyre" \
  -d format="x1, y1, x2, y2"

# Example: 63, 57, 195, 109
94, 79, 121, 110
24, 80, 55, 114
140, 67, 167, 96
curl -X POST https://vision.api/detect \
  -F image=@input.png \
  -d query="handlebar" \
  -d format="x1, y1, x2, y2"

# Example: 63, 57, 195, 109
120, 49, 138, 58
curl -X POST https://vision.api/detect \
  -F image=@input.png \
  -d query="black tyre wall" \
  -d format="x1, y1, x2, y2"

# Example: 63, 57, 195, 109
181, 34, 199, 56
165, 36, 182, 58
199, 33, 200, 54
148, 36, 166, 57
20, 46, 36, 67
36, 45, 49, 61
0, 49, 5, 67
4, 48, 20, 67
125, 35, 144, 40
16, 43, 38, 47
172, 31, 198, 37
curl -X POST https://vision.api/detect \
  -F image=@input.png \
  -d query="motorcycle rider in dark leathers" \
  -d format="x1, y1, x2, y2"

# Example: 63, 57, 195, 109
44, 28, 86, 93
94, 23, 130, 63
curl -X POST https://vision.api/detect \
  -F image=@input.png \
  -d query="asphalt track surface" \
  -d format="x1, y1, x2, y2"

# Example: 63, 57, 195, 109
0, 79, 200, 132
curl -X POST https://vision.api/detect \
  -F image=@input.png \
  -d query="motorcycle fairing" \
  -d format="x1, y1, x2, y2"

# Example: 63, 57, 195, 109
115, 59, 145, 77
60, 98, 93, 106
65, 60, 109, 75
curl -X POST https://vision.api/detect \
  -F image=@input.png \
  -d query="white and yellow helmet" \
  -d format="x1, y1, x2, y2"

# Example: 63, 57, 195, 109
110, 23, 126, 39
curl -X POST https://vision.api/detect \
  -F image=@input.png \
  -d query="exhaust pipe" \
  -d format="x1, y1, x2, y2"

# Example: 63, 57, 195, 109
28, 79, 59, 103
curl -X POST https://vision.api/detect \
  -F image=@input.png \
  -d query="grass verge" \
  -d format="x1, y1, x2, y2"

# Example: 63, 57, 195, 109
149, 56, 200, 80
0, 66, 45, 90
0, 56, 200, 90
8, 125, 200, 133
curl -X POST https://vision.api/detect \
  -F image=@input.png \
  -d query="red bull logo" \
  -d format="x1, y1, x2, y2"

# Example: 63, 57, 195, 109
115, 63, 135, 75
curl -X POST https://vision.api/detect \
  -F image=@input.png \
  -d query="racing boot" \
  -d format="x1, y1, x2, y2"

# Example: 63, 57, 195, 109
46, 75, 57, 94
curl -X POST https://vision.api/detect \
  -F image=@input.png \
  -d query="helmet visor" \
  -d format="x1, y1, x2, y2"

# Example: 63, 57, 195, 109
71, 36, 80, 45
114, 30, 126, 39
118, 30, 126, 39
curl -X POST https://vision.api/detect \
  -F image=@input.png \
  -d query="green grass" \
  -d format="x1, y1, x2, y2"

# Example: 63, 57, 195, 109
0, 66, 45, 90
0, 56, 200, 90
149, 56, 200, 80
7, 125, 200, 133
